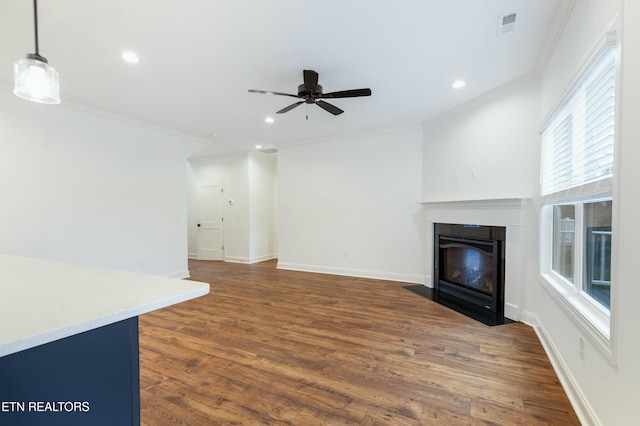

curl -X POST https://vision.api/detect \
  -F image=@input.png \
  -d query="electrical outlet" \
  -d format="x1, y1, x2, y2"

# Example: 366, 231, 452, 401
579, 337, 585, 361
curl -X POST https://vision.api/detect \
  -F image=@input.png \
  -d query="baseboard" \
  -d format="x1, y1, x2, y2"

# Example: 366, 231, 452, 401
249, 254, 277, 264
189, 254, 276, 264
222, 255, 275, 264
162, 269, 191, 279
525, 311, 601, 426
276, 262, 422, 284
504, 302, 520, 322
520, 310, 539, 327
224, 256, 249, 264
423, 274, 433, 287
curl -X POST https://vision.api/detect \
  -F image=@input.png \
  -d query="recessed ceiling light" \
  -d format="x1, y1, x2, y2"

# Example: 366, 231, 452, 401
265, 117, 274, 124
255, 145, 263, 149
452, 80, 466, 89
121, 51, 140, 64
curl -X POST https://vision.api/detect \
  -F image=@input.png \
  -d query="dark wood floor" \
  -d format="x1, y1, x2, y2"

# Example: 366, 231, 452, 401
139, 259, 579, 425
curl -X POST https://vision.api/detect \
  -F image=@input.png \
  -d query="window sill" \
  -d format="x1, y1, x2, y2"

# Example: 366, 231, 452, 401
539, 272, 615, 365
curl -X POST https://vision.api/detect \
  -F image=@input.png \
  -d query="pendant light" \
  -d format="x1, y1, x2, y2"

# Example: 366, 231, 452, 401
14, 0, 60, 104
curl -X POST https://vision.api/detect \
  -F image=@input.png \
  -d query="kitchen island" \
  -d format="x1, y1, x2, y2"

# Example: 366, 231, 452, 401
0, 254, 209, 426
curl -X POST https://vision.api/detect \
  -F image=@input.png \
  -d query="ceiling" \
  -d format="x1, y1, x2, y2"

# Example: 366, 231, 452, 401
0, 0, 568, 157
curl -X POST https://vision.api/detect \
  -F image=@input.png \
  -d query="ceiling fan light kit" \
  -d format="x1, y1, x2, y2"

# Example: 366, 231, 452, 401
249, 70, 371, 118
14, 0, 60, 104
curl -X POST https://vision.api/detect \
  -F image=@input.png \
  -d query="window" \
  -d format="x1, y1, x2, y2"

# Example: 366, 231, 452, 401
585, 200, 612, 309
540, 43, 616, 337
549, 200, 612, 309
552, 205, 575, 282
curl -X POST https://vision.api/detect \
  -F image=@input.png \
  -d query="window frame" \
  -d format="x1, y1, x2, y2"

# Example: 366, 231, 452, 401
544, 201, 612, 314
539, 32, 619, 364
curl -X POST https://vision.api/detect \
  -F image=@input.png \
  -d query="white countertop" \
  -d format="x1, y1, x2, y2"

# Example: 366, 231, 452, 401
0, 254, 210, 357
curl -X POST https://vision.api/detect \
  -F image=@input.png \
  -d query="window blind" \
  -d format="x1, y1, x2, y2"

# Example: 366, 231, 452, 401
541, 45, 616, 203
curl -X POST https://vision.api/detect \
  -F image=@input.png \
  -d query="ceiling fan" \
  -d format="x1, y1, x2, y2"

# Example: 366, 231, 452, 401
248, 70, 371, 117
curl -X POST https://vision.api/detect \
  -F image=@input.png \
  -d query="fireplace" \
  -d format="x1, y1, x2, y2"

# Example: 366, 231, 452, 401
434, 223, 506, 325
422, 198, 531, 323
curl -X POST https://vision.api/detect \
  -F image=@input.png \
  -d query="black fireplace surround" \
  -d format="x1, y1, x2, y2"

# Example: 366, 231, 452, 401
434, 223, 506, 325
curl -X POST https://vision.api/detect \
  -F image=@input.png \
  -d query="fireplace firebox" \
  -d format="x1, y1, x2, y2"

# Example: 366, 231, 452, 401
434, 223, 506, 325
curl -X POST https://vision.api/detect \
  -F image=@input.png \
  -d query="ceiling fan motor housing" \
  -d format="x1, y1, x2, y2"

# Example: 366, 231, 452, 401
298, 83, 322, 98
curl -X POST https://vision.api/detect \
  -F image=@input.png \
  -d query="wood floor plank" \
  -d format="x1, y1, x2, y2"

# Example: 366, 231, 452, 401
139, 259, 579, 425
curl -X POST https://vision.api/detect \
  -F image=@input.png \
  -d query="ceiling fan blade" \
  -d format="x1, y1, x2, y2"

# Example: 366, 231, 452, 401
303, 70, 319, 93
276, 101, 304, 114
316, 100, 344, 115
318, 88, 372, 99
248, 89, 300, 98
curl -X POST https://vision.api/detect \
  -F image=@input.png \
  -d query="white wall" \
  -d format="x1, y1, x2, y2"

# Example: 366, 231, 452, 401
421, 77, 541, 202
248, 151, 278, 262
0, 90, 201, 277
188, 151, 277, 263
532, 0, 640, 424
186, 162, 199, 258
277, 127, 424, 283
540, 0, 621, 115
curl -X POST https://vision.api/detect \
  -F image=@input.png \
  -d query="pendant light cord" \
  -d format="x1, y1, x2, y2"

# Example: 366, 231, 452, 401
33, 0, 40, 55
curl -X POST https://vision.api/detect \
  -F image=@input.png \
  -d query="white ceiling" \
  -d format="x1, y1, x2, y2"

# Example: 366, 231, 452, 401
0, 0, 568, 157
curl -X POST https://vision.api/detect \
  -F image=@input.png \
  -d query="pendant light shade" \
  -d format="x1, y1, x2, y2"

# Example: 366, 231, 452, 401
14, 0, 60, 104
14, 54, 60, 104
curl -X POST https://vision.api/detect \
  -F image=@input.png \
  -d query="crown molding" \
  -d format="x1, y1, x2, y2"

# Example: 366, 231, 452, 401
535, 0, 578, 76
0, 82, 210, 148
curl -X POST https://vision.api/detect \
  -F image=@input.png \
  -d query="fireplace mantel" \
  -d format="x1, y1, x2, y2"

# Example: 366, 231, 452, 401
421, 197, 529, 226
422, 197, 533, 321
422, 197, 527, 207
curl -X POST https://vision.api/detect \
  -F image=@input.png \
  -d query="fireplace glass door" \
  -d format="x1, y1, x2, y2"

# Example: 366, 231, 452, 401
440, 237, 496, 297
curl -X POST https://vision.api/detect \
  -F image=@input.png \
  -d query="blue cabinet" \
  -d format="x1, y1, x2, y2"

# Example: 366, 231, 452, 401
0, 317, 140, 426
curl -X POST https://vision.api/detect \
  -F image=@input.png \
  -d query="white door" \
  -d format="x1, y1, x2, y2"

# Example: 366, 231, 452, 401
196, 182, 224, 260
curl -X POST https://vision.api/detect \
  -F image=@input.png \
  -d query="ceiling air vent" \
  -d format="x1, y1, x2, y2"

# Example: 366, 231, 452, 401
260, 148, 278, 154
498, 12, 517, 36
